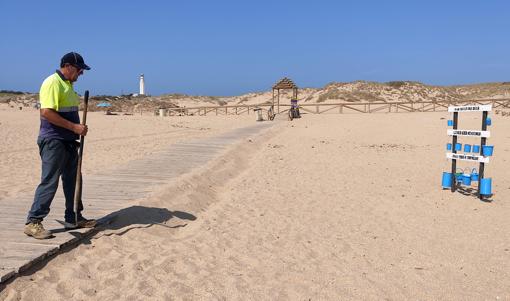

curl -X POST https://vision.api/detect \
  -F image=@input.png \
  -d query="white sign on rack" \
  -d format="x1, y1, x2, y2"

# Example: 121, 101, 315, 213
446, 152, 490, 163
447, 129, 491, 138
448, 104, 492, 112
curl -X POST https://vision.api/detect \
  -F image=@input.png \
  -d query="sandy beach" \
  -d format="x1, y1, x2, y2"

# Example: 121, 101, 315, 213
0, 108, 255, 200
1, 108, 510, 300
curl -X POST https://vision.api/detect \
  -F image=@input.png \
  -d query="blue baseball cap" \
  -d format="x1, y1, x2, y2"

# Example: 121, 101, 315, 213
60, 52, 91, 70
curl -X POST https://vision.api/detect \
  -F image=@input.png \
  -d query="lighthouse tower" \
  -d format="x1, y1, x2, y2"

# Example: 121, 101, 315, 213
139, 74, 145, 95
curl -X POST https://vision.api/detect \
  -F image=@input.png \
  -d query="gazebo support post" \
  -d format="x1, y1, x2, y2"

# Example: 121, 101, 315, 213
272, 89, 275, 110
277, 89, 280, 113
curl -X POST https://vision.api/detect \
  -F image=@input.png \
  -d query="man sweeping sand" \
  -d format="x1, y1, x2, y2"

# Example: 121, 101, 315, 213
24, 52, 96, 239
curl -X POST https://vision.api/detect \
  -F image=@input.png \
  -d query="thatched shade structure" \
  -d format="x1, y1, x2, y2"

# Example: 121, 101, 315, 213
272, 77, 298, 113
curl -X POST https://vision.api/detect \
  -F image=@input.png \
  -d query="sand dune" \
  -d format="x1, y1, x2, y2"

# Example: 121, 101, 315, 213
1, 111, 510, 300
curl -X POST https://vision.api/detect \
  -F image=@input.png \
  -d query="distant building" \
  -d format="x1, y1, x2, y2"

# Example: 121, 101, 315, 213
139, 74, 145, 95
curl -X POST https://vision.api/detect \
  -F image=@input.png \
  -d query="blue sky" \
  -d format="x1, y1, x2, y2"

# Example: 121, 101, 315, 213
1, 0, 509, 96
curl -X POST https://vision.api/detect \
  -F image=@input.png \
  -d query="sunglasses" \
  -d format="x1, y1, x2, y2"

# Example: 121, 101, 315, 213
69, 64, 83, 74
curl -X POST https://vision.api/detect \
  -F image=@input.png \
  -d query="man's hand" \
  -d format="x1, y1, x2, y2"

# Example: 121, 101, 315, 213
73, 124, 88, 136
40, 109, 88, 136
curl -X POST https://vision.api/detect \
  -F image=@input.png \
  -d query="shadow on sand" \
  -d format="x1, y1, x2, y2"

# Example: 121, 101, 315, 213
95, 205, 197, 236
456, 185, 493, 202
73, 206, 196, 241
0, 206, 196, 287
51, 205, 196, 238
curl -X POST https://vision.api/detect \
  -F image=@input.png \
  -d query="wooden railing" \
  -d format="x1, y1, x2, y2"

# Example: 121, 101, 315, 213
163, 99, 510, 116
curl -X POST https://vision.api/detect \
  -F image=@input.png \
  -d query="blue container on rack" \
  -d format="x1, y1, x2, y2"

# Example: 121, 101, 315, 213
442, 172, 452, 189
455, 143, 462, 151
472, 145, 480, 154
447, 120, 454, 126
464, 144, 472, 153
462, 174, 472, 186
480, 178, 492, 195
486, 117, 492, 126
482, 145, 494, 156
446, 143, 452, 150
471, 168, 479, 181
456, 173, 464, 182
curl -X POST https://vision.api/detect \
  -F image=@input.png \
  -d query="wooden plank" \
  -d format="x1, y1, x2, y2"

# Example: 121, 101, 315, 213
1, 246, 59, 261
422, 103, 435, 112
1, 258, 30, 271
0, 234, 70, 247
237, 108, 248, 115
342, 104, 367, 113
84, 191, 155, 198
493, 100, 510, 109
85, 179, 164, 186
298, 106, 316, 114
317, 105, 340, 114
84, 172, 171, 179
0, 218, 29, 224
368, 104, 390, 113
0, 203, 34, 211
434, 102, 449, 109
399, 103, 416, 112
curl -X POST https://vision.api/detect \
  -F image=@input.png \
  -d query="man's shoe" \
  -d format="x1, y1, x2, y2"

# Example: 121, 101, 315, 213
24, 222, 53, 239
63, 218, 97, 230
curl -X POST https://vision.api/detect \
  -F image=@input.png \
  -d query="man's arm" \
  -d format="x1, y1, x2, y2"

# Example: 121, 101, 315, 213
40, 109, 88, 136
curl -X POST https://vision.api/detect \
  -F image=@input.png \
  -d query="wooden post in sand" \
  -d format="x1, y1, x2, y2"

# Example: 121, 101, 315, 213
450, 111, 459, 192
272, 90, 275, 111
277, 89, 280, 113
477, 110, 488, 199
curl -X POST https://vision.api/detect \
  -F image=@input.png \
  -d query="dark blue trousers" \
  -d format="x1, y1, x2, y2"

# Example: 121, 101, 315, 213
27, 137, 84, 224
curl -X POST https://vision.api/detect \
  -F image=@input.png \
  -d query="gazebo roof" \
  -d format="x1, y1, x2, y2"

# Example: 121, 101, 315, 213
272, 77, 298, 90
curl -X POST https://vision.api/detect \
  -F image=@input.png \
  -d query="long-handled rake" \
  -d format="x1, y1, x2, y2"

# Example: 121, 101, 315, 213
73, 90, 89, 225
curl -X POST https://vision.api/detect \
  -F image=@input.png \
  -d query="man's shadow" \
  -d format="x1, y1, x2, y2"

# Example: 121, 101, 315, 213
53, 206, 196, 239
102, 206, 197, 235
99, 205, 196, 235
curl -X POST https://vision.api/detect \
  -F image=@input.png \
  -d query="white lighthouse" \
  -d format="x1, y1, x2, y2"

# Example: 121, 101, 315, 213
139, 74, 145, 95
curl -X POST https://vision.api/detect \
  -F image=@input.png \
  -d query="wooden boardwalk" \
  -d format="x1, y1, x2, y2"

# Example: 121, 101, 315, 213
0, 122, 273, 284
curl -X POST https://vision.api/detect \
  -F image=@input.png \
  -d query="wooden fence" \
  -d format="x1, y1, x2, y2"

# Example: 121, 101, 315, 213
164, 99, 510, 116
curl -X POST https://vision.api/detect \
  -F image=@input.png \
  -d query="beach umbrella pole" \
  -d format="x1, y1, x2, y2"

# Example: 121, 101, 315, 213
73, 90, 89, 225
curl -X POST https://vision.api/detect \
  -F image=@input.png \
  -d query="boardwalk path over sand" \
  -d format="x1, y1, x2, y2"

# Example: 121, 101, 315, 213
0, 122, 273, 284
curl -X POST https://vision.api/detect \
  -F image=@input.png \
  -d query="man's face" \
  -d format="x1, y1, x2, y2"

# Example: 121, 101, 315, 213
66, 64, 83, 82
